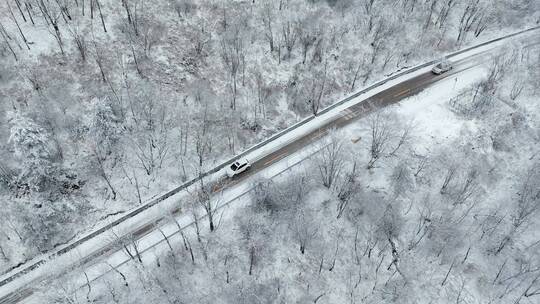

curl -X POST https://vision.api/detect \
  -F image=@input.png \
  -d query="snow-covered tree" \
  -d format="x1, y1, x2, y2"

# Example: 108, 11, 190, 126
88, 97, 124, 155
8, 113, 60, 194
85, 98, 126, 200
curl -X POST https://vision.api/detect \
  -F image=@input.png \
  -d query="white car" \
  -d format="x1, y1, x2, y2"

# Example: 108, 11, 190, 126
226, 158, 251, 178
431, 60, 453, 75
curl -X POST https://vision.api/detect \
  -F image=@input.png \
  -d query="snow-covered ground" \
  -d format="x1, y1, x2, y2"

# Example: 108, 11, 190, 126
42, 52, 535, 303
1, 14, 539, 301
2, 31, 525, 303
2, 0, 539, 279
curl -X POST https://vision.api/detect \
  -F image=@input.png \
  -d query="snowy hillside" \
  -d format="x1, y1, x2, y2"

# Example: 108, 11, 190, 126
0, 0, 539, 303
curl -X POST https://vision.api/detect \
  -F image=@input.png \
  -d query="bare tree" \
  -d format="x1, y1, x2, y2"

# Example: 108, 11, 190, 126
7, 1, 30, 50
389, 122, 412, 156
260, 1, 275, 52
92, 35, 108, 83
90, 145, 117, 200
251, 178, 283, 214
236, 210, 272, 275
94, 0, 107, 33
0, 21, 18, 61
106, 262, 129, 287
220, 26, 245, 110
121, 0, 137, 34
24, 1, 35, 25
495, 164, 540, 254
349, 58, 367, 92
441, 257, 456, 286
112, 230, 143, 263
128, 90, 170, 176
369, 17, 393, 65
413, 155, 429, 179
452, 168, 479, 205
363, 0, 379, 33
279, 174, 310, 210
315, 131, 345, 189
193, 178, 220, 232
381, 49, 396, 72
435, 0, 457, 30
139, 18, 166, 57
440, 164, 457, 194
300, 60, 329, 116
452, 55, 511, 117
423, 0, 439, 30
367, 112, 392, 169
0, 243, 8, 264
193, 100, 213, 170
335, 162, 361, 219
13, 0, 28, 23
37, 0, 65, 54
281, 20, 297, 60
456, 0, 488, 44
377, 203, 406, 280
509, 78, 525, 101
390, 162, 413, 199
523, 273, 540, 298
121, 166, 144, 205
67, 24, 87, 62
297, 18, 317, 64
291, 208, 319, 255
189, 21, 211, 59
174, 0, 197, 19
251, 68, 272, 120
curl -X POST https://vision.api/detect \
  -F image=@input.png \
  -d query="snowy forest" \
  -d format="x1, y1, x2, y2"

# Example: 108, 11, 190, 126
0, 0, 539, 303
34, 40, 540, 303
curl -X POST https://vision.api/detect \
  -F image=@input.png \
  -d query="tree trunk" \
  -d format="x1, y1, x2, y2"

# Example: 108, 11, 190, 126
249, 246, 255, 275
95, 0, 107, 33
8, 2, 30, 50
